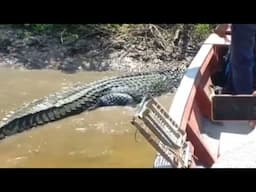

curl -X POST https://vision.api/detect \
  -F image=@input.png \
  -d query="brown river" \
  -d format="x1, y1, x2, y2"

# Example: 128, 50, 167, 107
0, 68, 174, 168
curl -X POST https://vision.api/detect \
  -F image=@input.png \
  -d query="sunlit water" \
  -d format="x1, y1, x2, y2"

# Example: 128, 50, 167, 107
0, 68, 174, 168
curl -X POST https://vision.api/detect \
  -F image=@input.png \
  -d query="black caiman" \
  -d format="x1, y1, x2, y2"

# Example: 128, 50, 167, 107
0, 66, 186, 140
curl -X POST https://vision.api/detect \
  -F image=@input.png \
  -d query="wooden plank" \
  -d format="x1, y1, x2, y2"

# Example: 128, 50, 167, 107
212, 95, 256, 120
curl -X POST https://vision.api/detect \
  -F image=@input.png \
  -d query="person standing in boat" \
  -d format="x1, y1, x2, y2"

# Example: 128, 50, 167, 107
215, 24, 256, 128
215, 24, 256, 95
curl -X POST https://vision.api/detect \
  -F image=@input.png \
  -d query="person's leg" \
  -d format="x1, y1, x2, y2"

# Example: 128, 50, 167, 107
231, 24, 256, 94
223, 48, 234, 94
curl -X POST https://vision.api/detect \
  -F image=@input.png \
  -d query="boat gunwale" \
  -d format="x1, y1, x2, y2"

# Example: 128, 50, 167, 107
169, 33, 231, 129
154, 33, 231, 168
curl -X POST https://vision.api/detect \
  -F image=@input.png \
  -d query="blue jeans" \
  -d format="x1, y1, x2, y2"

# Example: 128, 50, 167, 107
230, 24, 256, 94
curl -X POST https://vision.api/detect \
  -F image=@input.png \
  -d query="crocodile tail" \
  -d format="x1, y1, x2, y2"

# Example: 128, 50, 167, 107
0, 97, 98, 140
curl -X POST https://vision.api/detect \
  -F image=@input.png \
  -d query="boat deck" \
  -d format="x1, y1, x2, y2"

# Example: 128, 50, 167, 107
202, 118, 256, 167
154, 117, 256, 168
205, 119, 256, 168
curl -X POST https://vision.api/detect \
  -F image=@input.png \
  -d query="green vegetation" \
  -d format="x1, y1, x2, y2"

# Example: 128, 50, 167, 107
193, 24, 216, 41
13, 24, 214, 39
9, 24, 216, 50
29, 24, 55, 32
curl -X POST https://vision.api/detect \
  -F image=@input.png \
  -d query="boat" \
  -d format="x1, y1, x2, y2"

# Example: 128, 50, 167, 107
132, 31, 256, 168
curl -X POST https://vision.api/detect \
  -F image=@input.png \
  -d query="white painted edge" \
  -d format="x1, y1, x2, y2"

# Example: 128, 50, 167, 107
204, 33, 231, 45
169, 33, 227, 127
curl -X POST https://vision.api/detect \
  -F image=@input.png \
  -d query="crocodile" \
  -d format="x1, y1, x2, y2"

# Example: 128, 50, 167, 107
0, 66, 186, 140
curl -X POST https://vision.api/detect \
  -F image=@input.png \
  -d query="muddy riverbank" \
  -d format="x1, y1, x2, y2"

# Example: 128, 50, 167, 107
0, 24, 205, 73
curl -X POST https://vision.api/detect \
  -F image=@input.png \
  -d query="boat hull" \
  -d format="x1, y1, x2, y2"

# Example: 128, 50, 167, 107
154, 33, 256, 168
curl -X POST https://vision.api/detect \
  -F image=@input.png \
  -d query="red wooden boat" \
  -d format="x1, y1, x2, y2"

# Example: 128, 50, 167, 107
132, 32, 256, 168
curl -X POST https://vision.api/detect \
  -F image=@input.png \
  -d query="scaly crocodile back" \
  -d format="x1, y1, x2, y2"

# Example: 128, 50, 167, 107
0, 66, 186, 140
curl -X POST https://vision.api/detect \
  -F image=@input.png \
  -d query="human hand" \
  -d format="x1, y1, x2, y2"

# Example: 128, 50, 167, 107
214, 24, 229, 38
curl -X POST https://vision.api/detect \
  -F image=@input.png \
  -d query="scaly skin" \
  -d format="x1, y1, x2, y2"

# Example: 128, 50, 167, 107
0, 66, 185, 140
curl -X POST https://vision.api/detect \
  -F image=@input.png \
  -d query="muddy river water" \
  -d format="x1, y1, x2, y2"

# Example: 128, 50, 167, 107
0, 68, 174, 168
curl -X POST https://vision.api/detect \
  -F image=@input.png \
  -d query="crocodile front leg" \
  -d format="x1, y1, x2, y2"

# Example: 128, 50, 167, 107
97, 93, 135, 106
